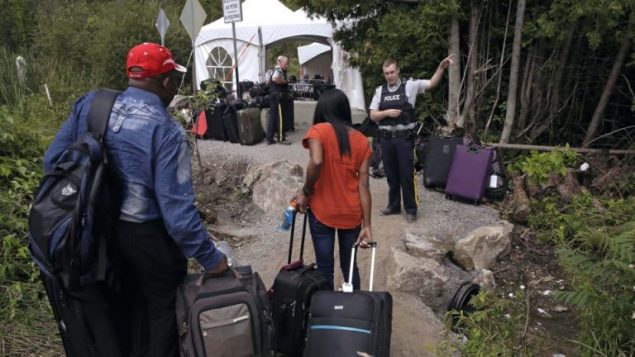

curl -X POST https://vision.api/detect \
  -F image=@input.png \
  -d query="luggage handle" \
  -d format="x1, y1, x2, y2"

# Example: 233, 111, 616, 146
287, 209, 309, 264
343, 241, 377, 292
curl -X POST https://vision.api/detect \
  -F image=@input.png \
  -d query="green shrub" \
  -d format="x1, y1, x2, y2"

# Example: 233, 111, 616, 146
554, 219, 635, 356
528, 195, 635, 356
508, 147, 578, 185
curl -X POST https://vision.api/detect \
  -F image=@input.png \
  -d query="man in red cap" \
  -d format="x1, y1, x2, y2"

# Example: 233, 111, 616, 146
45, 42, 228, 357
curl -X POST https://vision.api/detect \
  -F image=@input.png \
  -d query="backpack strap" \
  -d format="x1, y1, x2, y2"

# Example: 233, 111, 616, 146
85, 88, 120, 287
87, 88, 121, 142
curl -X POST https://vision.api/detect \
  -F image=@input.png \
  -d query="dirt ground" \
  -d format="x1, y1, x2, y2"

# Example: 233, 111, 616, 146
192, 121, 578, 356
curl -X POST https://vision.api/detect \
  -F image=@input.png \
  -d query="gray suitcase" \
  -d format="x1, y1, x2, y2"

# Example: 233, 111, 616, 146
176, 265, 274, 357
237, 107, 264, 145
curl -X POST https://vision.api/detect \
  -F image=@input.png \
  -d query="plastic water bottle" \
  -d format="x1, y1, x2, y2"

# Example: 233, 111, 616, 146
278, 199, 297, 232
215, 240, 239, 267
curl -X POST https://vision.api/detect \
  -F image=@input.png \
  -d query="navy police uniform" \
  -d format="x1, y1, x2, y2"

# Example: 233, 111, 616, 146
267, 68, 291, 143
376, 78, 418, 215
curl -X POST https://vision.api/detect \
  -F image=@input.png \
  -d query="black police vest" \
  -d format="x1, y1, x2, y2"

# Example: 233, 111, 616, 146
268, 68, 288, 95
378, 79, 415, 126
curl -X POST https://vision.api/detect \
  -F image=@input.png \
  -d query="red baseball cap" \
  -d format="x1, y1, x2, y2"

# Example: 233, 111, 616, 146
126, 42, 187, 79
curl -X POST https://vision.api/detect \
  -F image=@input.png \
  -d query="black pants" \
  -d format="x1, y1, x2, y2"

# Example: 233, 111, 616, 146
266, 95, 289, 142
380, 136, 417, 214
267, 95, 284, 143
115, 220, 187, 357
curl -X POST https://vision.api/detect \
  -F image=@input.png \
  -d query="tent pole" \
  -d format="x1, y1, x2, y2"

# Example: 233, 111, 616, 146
232, 22, 240, 98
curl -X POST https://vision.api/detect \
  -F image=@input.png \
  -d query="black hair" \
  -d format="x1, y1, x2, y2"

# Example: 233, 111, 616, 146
312, 88, 352, 157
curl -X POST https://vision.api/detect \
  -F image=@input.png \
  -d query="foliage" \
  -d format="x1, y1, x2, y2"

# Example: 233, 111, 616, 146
508, 148, 578, 185
528, 195, 635, 356
437, 290, 530, 356
556, 221, 635, 356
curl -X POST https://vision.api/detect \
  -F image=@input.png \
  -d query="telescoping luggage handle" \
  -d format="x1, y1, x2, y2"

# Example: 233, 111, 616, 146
342, 241, 378, 293
287, 210, 309, 265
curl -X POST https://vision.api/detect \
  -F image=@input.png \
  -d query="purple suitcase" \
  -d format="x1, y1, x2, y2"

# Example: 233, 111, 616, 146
445, 145, 493, 204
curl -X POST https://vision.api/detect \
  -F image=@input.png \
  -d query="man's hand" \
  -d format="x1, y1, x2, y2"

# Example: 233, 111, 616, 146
439, 54, 455, 70
206, 255, 229, 274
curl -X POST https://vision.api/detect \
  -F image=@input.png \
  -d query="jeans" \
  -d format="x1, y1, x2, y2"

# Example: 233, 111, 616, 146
308, 211, 361, 290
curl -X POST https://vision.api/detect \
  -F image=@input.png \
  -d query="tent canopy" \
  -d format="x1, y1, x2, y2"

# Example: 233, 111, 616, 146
193, 0, 365, 110
298, 42, 331, 65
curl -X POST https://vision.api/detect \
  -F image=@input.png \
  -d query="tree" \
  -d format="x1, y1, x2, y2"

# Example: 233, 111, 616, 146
500, 0, 526, 144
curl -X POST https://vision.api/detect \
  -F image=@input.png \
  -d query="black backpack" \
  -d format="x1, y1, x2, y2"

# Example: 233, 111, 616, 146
28, 89, 122, 292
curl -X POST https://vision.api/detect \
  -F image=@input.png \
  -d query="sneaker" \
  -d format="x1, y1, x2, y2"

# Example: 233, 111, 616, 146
279, 140, 292, 145
406, 213, 417, 223
380, 208, 400, 216
267, 141, 275, 145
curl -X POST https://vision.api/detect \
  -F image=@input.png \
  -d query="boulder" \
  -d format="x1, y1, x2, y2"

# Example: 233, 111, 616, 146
402, 230, 449, 262
248, 161, 304, 215
386, 247, 477, 315
453, 223, 513, 271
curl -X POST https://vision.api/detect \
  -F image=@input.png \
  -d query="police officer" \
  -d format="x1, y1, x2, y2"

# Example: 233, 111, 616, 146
369, 56, 454, 222
267, 55, 292, 145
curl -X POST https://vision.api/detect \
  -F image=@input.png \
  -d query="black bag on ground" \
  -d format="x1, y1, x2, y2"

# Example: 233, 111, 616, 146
423, 136, 463, 188
271, 212, 330, 357
222, 105, 240, 143
303, 242, 392, 357
206, 104, 226, 141
485, 148, 508, 200
369, 137, 385, 179
176, 265, 274, 357
28, 89, 128, 356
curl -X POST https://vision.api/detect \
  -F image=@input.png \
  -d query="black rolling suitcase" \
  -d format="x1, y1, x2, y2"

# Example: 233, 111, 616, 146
222, 105, 240, 143
41, 274, 128, 357
303, 242, 392, 357
176, 265, 274, 357
205, 105, 226, 141
271, 212, 330, 357
282, 95, 295, 132
423, 136, 463, 188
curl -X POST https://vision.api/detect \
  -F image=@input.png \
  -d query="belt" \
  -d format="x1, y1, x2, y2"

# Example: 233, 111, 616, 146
378, 122, 416, 131
378, 128, 413, 138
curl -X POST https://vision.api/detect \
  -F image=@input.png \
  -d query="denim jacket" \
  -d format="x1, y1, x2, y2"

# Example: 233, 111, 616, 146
44, 87, 223, 270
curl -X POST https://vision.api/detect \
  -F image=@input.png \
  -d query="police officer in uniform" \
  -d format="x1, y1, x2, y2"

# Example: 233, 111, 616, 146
369, 56, 454, 222
267, 55, 292, 145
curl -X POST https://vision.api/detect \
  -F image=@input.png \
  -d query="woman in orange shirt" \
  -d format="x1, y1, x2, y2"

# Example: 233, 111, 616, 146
294, 89, 372, 290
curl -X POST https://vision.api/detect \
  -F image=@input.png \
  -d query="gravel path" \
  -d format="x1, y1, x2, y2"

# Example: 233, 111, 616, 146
194, 120, 504, 356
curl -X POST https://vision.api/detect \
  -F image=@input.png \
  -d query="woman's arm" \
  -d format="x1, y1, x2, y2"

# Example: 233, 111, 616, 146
357, 157, 372, 245
295, 138, 323, 213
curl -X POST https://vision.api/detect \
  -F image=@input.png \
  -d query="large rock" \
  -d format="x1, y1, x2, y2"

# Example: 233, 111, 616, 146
453, 223, 513, 271
247, 161, 304, 215
386, 247, 477, 315
402, 230, 449, 262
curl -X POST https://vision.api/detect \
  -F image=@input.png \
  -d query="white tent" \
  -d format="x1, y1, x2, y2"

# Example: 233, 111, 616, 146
193, 0, 366, 110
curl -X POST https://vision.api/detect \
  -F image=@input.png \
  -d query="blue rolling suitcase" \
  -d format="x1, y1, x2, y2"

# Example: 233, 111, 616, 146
303, 242, 392, 357
445, 144, 493, 204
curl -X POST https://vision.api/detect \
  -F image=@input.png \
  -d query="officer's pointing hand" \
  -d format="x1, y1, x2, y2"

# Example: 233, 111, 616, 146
439, 54, 455, 69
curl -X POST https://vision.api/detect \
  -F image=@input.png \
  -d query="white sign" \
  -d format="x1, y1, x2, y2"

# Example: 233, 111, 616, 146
223, 0, 243, 23
180, 0, 207, 42
155, 9, 170, 46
